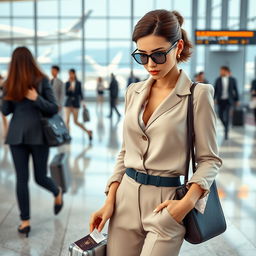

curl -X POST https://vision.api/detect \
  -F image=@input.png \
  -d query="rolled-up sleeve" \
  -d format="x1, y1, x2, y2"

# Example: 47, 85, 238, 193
104, 84, 134, 194
187, 84, 222, 198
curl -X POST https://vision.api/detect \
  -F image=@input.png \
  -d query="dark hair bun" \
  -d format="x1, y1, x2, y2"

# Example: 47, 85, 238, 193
172, 11, 183, 27
132, 9, 192, 62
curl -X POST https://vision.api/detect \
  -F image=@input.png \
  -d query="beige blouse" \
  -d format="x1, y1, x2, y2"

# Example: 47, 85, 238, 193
138, 96, 207, 213
105, 70, 222, 213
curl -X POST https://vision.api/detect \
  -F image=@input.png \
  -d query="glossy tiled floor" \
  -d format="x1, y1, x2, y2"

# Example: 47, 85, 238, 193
0, 102, 255, 256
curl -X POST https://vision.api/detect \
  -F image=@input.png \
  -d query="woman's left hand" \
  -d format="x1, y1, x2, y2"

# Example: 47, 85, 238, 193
154, 199, 194, 224
26, 88, 38, 101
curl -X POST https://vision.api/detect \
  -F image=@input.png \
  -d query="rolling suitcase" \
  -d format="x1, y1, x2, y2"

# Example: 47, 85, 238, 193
50, 153, 70, 193
232, 108, 245, 126
69, 231, 107, 256
83, 106, 90, 122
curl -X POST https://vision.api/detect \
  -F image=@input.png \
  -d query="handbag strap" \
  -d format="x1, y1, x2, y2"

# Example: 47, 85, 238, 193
184, 82, 197, 184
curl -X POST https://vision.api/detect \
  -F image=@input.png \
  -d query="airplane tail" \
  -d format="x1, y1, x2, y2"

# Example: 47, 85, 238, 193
67, 10, 92, 33
108, 52, 122, 71
85, 52, 123, 74
85, 55, 102, 71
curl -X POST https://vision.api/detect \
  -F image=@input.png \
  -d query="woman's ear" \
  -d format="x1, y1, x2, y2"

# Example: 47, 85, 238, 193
177, 39, 184, 56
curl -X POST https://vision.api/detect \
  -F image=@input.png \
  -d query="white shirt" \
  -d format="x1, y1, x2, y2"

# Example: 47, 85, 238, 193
221, 76, 229, 99
70, 81, 75, 91
97, 81, 105, 91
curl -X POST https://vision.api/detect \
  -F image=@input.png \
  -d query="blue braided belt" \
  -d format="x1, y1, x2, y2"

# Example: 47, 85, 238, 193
125, 168, 181, 187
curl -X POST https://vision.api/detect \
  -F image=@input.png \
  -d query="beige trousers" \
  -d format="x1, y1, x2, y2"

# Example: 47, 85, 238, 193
107, 174, 186, 256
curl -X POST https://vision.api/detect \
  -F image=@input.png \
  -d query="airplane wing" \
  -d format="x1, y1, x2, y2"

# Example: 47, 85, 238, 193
85, 52, 123, 75
0, 10, 92, 45
0, 47, 53, 64
0, 24, 40, 42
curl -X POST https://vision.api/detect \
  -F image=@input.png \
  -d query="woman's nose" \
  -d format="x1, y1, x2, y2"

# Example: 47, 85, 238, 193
147, 57, 157, 67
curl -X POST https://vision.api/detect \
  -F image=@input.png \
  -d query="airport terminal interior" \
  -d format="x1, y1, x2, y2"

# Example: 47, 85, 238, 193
0, 0, 256, 255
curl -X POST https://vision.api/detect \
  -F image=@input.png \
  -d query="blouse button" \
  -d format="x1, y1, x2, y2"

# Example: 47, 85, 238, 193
142, 135, 148, 141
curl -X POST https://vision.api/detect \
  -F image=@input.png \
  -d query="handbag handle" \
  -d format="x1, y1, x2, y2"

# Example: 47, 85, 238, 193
184, 82, 197, 184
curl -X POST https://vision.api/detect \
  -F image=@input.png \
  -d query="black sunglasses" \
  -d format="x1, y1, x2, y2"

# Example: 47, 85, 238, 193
131, 41, 178, 65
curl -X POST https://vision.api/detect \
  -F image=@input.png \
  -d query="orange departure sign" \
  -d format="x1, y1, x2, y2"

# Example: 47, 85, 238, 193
195, 30, 256, 45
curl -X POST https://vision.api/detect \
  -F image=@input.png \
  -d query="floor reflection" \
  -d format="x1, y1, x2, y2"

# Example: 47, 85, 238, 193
0, 102, 256, 255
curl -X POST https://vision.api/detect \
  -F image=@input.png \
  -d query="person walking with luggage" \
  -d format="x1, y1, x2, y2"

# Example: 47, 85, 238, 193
214, 66, 239, 140
90, 10, 222, 256
107, 73, 121, 119
250, 78, 256, 124
64, 69, 92, 142
51, 65, 64, 115
2, 47, 63, 237
96, 76, 105, 113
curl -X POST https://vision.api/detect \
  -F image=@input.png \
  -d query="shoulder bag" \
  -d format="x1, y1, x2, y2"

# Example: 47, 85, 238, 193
38, 81, 71, 147
175, 82, 227, 244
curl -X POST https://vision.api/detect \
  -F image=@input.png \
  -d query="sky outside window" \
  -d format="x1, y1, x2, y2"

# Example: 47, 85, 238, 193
109, 0, 130, 17
38, 0, 58, 17
13, 1, 33, 17
0, 2, 10, 17
85, 0, 107, 17
60, 0, 82, 17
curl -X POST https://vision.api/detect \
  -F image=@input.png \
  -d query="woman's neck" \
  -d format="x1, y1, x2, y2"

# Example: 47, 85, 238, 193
154, 65, 180, 90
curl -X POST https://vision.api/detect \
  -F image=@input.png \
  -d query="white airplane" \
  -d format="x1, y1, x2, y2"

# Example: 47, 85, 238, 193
0, 47, 54, 64
85, 52, 123, 76
0, 10, 92, 45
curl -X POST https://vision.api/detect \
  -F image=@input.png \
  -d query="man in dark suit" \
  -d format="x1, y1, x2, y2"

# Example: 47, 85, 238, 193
214, 66, 239, 140
250, 78, 256, 124
51, 65, 64, 114
107, 73, 121, 118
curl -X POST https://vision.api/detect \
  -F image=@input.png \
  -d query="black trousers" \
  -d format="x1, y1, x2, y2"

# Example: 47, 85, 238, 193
10, 144, 59, 221
217, 99, 231, 133
109, 97, 121, 117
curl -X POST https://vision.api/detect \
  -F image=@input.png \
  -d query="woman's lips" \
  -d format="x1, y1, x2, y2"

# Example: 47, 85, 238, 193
149, 70, 160, 75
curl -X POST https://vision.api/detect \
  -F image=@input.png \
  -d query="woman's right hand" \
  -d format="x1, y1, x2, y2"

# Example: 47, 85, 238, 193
26, 88, 38, 101
89, 202, 114, 232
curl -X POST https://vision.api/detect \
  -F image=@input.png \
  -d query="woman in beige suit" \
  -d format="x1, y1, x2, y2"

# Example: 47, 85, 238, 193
90, 10, 222, 256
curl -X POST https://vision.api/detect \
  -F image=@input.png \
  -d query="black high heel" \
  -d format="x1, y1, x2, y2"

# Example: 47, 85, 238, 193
54, 187, 63, 215
18, 225, 31, 238
88, 130, 93, 142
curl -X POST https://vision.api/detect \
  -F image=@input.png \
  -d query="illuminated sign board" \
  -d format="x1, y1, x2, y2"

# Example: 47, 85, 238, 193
195, 30, 256, 45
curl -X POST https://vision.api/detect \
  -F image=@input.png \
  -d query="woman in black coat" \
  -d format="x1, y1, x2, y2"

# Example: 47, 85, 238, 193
2, 47, 63, 237
64, 69, 92, 142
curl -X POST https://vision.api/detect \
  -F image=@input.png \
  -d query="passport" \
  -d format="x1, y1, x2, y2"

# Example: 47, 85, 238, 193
74, 230, 106, 251
74, 234, 97, 251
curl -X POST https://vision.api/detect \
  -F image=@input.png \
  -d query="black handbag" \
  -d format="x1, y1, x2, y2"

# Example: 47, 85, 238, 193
41, 114, 71, 147
175, 82, 226, 244
38, 81, 71, 147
